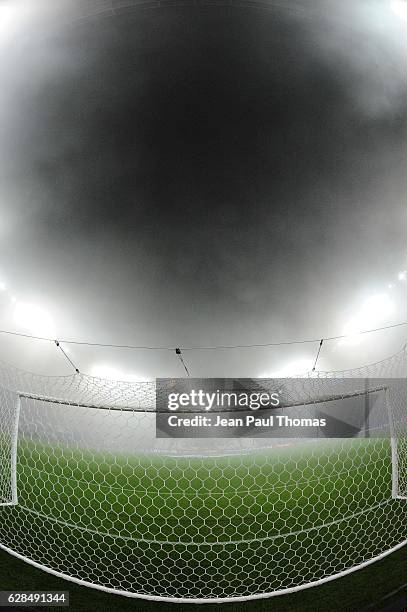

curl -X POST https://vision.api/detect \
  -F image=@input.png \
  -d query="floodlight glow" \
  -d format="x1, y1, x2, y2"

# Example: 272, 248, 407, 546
365, 294, 394, 318
0, 1, 49, 47
13, 302, 55, 337
260, 358, 315, 378
0, 282, 6, 291
391, 0, 407, 20
90, 364, 143, 382
0, 3, 15, 24
0, 1, 23, 37
398, 270, 406, 281
340, 294, 395, 346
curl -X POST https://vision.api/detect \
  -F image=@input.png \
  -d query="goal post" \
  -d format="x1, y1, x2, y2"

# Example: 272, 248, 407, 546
0, 393, 20, 506
386, 383, 407, 499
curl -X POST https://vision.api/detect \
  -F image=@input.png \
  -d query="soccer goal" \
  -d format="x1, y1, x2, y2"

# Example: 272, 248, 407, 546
0, 351, 405, 602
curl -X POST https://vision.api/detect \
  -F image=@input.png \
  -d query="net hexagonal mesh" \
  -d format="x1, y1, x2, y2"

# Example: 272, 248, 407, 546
0, 349, 406, 602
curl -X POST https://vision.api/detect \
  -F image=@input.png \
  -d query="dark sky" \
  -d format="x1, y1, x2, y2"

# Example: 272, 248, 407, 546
1, 0, 407, 377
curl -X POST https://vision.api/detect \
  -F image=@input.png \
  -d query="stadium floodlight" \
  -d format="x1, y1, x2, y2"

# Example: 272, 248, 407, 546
0, 282, 6, 291
340, 294, 394, 346
398, 270, 406, 281
391, 0, 407, 19
13, 302, 55, 338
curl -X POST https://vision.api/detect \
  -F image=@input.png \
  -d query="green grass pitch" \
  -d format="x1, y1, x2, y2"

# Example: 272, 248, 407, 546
0, 437, 405, 600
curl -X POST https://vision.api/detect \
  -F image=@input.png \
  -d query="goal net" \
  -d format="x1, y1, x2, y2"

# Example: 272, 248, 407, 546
0, 349, 405, 601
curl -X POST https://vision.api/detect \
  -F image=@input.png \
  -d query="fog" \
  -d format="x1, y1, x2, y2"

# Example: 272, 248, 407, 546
1, 0, 407, 379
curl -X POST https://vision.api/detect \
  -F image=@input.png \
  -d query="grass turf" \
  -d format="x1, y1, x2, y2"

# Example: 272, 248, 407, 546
0, 437, 405, 601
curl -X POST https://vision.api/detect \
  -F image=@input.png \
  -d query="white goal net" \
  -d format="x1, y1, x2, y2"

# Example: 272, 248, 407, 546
0, 349, 405, 601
